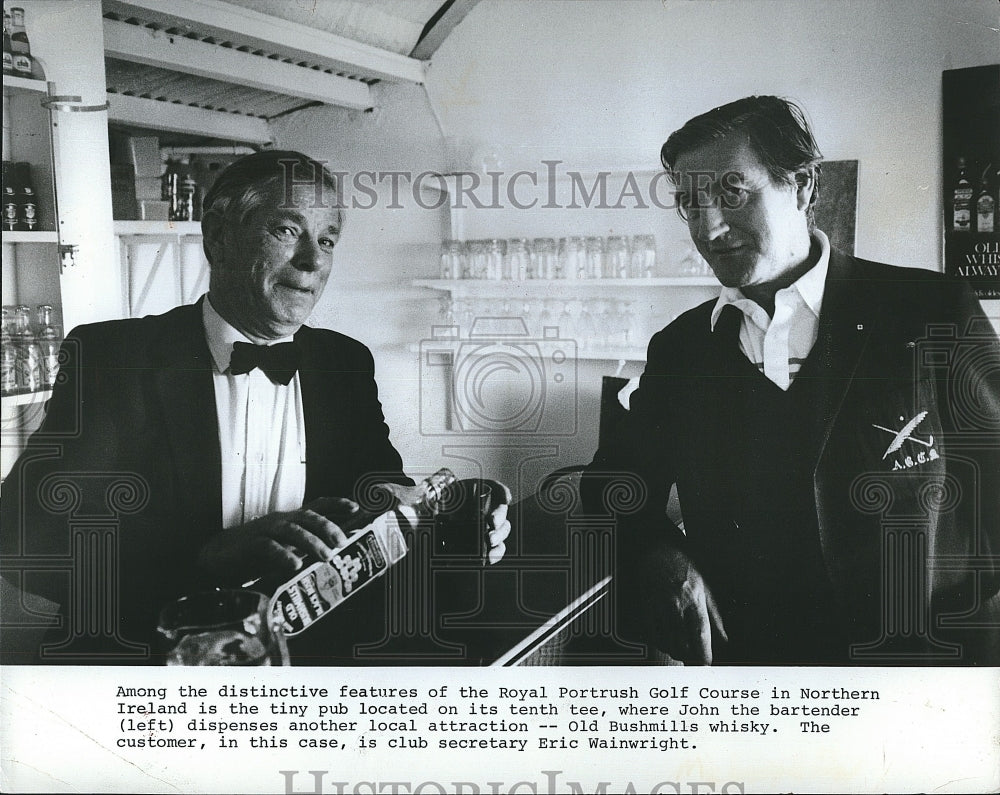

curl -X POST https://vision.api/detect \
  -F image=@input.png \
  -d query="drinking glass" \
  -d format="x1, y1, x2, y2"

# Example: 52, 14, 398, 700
505, 238, 529, 280
605, 236, 629, 278
157, 589, 289, 666
531, 237, 557, 279
439, 240, 464, 280
558, 236, 584, 280
584, 236, 605, 279
630, 234, 657, 278
487, 238, 506, 280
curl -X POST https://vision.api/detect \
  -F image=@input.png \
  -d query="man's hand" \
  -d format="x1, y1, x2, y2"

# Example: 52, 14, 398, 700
482, 479, 512, 565
197, 497, 356, 585
644, 544, 727, 665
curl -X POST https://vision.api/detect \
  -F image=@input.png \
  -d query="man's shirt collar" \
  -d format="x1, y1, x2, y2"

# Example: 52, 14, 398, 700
710, 229, 831, 331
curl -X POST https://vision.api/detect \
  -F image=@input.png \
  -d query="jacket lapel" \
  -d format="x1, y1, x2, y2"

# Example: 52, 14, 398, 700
296, 328, 349, 501
152, 301, 222, 527
811, 249, 874, 461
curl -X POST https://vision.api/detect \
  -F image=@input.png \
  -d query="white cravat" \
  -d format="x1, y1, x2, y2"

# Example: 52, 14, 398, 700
710, 230, 831, 390
202, 297, 307, 529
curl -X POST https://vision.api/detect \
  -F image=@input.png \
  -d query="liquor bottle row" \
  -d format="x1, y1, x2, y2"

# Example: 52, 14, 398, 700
2, 160, 39, 231
1, 303, 61, 395
2, 6, 36, 78
951, 157, 997, 235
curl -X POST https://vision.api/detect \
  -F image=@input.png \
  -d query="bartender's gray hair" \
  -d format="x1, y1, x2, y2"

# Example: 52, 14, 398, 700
200, 150, 343, 265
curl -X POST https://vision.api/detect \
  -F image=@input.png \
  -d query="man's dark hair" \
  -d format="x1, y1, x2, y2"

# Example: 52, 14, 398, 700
201, 150, 342, 265
660, 95, 823, 226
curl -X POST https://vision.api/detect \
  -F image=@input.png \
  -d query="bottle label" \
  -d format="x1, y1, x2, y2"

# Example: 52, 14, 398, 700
40, 352, 59, 388
1, 356, 16, 393
978, 196, 995, 234
20, 200, 37, 230
12, 53, 30, 75
269, 512, 406, 637
16, 346, 41, 392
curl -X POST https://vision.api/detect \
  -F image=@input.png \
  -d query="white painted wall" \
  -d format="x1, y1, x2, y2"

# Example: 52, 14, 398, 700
271, 0, 1000, 497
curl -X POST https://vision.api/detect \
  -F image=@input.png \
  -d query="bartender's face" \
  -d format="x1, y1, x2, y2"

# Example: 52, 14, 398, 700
672, 135, 810, 290
208, 184, 342, 340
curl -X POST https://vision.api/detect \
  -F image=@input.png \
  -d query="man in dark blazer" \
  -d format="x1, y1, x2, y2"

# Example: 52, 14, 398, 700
1, 151, 509, 664
584, 96, 1000, 665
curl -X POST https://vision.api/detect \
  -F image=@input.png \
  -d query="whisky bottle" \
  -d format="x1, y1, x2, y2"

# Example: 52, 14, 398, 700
976, 165, 995, 234
268, 468, 458, 637
952, 157, 973, 233
9, 7, 32, 77
2, 10, 14, 75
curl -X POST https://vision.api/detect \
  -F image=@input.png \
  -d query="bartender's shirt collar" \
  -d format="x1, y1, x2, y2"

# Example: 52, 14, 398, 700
202, 295, 295, 374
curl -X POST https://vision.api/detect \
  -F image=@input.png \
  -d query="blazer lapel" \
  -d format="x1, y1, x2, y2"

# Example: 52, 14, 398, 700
811, 250, 874, 460
296, 328, 350, 501
152, 301, 222, 527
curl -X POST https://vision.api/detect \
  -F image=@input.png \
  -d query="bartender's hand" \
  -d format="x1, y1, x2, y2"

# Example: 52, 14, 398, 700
645, 544, 727, 665
197, 497, 355, 584
481, 479, 512, 565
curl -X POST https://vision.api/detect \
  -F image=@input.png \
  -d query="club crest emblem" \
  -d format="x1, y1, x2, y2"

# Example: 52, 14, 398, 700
872, 411, 940, 470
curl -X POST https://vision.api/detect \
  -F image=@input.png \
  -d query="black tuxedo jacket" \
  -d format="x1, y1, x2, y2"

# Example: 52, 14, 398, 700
1, 300, 409, 662
585, 250, 1000, 664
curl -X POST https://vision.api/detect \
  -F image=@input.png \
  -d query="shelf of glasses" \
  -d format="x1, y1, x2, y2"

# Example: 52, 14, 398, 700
413, 277, 718, 293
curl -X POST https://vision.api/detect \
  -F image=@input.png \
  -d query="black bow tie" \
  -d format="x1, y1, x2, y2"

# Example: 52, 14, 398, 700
229, 341, 301, 385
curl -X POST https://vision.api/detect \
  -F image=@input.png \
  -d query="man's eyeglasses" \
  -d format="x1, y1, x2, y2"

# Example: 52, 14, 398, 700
673, 172, 757, 223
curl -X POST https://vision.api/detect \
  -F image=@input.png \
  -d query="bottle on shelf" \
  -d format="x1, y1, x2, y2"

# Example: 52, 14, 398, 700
161, 158, 179, 220
177, 173, 197, 221
2, 161, 18, 232
35, 303, 61, 390
951, 157, 973, 234
3, 9, 14, 75
1, 308, 17, 396
976, 164, 995, 235
13, 304, 41, 393
267, 468, 458, 637
8, 7, 33, 78
13, 162, 38, 231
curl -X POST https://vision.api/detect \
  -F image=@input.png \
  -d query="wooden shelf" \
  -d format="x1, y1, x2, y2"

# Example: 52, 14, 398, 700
2, 231, 59, 244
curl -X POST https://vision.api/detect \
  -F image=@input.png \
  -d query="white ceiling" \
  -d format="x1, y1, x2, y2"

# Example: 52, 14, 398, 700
217, 0, 444, 56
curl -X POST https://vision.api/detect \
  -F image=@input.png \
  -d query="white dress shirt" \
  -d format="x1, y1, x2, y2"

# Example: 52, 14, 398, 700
710, 230, 831, 391
202, 297, 307, 529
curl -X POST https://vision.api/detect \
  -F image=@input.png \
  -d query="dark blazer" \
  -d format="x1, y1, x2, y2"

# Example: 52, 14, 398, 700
585, 250, 1000, 664
1, 299, 409, 663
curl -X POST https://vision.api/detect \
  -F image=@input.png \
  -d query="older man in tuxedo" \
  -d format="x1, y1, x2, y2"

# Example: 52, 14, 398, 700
1, 150, 509, 664
585, 96, 1000, 665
